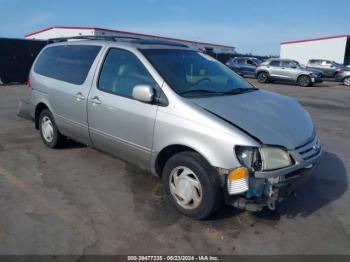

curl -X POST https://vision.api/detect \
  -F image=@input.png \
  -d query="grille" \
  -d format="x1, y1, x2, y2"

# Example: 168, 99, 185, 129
295, 136, 321, 161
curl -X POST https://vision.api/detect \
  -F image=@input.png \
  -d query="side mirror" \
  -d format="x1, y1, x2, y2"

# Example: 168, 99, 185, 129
291, 65, 297, 69
132, 84, 155, 103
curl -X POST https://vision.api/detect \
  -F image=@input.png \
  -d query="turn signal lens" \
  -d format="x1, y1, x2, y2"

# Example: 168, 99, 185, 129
228, 167, 248, 180
227, 167, 249, 195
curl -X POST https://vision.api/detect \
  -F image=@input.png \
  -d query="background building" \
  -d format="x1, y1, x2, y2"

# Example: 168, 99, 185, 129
25, 26, 236, 55
0, 38, 46, 84
280, 35, 350, 65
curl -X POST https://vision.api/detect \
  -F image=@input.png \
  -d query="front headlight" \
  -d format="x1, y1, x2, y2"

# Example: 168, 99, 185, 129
260, 147, 292, 171
235, 146, 292, 171
235, 146, 261, 171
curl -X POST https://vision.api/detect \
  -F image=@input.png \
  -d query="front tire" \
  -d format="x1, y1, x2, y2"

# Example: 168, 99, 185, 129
298, 75, 311, 87
162, 151, 223, 220
257, 72, 269, 83
39, 109, 65, 148
343, 76, 350, 86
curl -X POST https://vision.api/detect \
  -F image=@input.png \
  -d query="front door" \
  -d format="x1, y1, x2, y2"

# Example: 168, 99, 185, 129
280, 60, 298, 81
87, 48, 159, 170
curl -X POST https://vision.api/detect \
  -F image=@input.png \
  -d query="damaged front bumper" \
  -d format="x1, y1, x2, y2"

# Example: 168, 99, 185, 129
225, 136, 322, 212
226, 164, 317, 212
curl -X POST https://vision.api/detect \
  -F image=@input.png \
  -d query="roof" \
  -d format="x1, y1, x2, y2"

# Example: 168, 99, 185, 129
25, 26, 235, 49
281, 34, 350, 45
45, 39, 191, 51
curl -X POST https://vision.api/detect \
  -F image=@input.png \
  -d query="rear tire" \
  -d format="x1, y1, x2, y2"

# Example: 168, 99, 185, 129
39, 109, 65, 148
257, 72, 269, 83
162, 151, 223, 220
343, 76, 350, 86
298, 75, 311, 87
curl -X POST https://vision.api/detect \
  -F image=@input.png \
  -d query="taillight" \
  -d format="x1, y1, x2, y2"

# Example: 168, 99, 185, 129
27, 78, 32, 88
337, 70, 344, 74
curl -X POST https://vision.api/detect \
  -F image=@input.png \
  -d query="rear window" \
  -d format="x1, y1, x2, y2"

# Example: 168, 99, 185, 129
34, 45, 101, 85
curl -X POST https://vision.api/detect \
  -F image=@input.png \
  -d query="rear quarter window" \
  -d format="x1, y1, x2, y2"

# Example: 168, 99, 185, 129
34, 45, 102, 85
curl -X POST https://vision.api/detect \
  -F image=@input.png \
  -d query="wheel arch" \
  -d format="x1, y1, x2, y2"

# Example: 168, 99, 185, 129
34, 103, 50, 129
154, 144, 213, 177
257, 70, 270, 76
297, 73, 311, 80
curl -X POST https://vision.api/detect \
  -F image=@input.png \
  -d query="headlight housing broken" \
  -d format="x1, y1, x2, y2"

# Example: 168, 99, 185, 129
235, 145, 293, 172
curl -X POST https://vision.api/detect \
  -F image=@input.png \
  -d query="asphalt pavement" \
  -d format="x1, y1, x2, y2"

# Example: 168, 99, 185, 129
0, 80, 349, 255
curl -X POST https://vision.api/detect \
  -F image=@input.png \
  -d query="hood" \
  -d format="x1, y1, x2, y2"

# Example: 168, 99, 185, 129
190, 90, 314, 149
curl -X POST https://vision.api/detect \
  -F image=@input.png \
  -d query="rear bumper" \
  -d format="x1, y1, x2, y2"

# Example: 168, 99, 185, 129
18, 98, 34, 121
335, 74, 344, 82
311, 76, 323, 83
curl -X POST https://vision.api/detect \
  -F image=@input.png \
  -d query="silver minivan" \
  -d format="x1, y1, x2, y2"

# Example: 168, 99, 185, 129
29, 38, 322, 219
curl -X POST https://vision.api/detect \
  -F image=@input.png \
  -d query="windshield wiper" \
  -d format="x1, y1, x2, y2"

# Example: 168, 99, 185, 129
223, 87, 259, 94
180, 87, 258, 96
180, 89, 227, 96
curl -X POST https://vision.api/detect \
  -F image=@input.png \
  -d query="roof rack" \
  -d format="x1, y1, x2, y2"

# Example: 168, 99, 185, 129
48, 35, 189, 47
48, 35, 140, 43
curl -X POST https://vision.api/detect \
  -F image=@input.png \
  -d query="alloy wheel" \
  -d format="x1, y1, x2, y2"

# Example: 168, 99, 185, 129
344, 77, 350, 86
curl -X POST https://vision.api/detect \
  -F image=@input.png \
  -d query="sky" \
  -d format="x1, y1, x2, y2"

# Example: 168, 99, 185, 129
0, 0, 349, 55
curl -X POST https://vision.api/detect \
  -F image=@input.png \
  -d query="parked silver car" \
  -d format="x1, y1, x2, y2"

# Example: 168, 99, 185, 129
256, 59, 323, 87
225, 57, 262, 77
29, 38, 322, 219
335, 69, 350, 86
307, 59, 345, 78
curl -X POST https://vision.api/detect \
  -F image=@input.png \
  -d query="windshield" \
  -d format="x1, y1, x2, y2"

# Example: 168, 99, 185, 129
332, 61, 342, 67
291, 61, 302, 68
142, 49, 255, 97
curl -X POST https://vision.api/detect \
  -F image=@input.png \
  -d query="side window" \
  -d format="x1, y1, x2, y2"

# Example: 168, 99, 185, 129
247, 59, 254, 65
236, 59, 245, 64
281, 61, 295, 68
34, 45, 101, 85
309, 60, 317, 65
321, 60, 331, 66
269, 60, 280, 67
98, 48, 156, 98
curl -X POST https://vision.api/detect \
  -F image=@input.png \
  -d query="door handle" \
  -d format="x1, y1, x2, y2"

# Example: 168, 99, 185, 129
75, 92, 85, 101
91, 96, 101, 105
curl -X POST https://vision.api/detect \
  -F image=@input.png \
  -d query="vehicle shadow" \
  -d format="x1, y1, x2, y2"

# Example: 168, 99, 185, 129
59, 138, 87, 149
245, 78, 338, 88
252, 151, 348, 220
